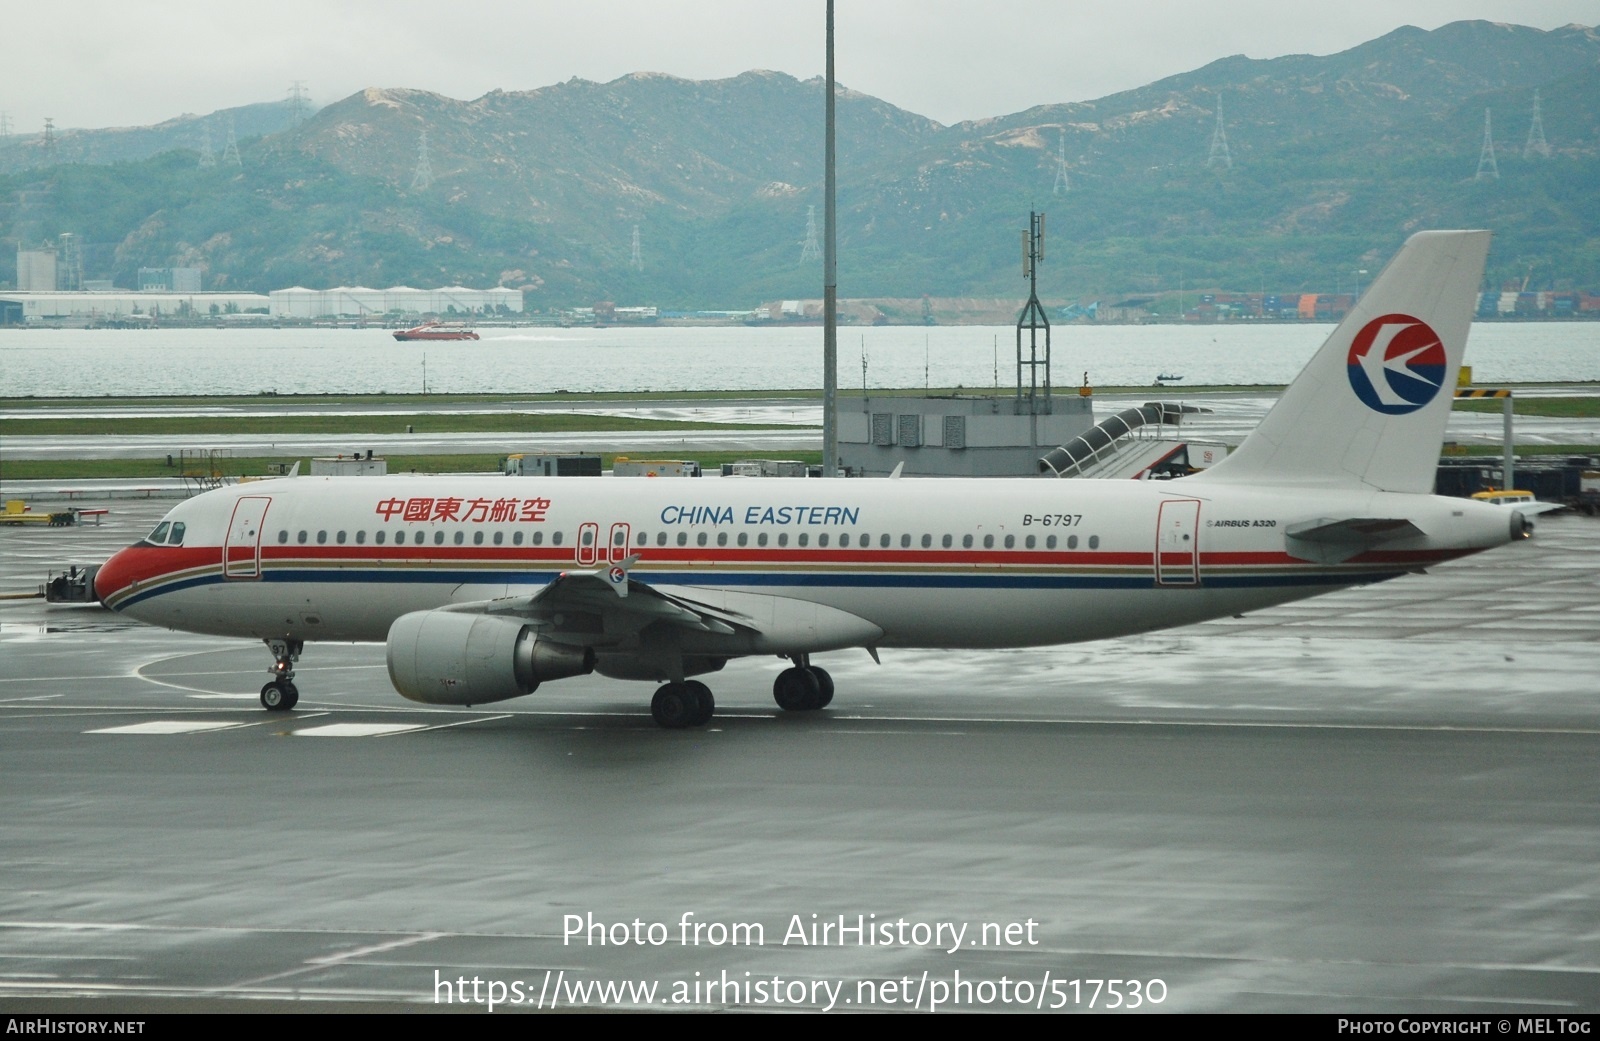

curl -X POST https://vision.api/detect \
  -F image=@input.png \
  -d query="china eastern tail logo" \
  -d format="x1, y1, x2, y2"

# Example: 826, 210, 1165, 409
1346, 314, 1448, 415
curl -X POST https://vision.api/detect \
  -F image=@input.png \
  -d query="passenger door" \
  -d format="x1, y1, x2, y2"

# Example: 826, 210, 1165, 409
1155, 499, 1200, 586
223, 496, 271, 579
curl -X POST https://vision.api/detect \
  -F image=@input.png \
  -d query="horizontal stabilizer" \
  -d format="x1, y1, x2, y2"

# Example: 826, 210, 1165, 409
1285, 517, 1423, 565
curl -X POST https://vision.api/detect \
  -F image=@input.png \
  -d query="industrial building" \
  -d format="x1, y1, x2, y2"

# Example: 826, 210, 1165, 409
268, 286, 522, 318
0, 291, 272, 324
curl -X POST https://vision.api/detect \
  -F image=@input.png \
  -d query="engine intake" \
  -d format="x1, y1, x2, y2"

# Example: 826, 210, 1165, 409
386, 610, 594, 706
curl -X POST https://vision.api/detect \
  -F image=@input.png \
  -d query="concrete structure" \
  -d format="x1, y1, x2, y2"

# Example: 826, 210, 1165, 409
16, 247, 56, 291
838, 393, 1096, 477
139, 267, 202, 292
268, 286, 521, 318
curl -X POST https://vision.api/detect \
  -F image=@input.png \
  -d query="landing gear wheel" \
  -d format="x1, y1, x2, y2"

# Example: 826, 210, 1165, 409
260, 681, 298, 712
652, 682, 698, 729
683, 680, 715, 726
773, 666, 822, 712
808, 666, 834, 709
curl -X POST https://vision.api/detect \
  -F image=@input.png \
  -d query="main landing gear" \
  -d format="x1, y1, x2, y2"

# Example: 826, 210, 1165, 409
651, 680, 714, 729
773, 657, 833, 713
648, 656, 836, 728
260, 637, 303, 711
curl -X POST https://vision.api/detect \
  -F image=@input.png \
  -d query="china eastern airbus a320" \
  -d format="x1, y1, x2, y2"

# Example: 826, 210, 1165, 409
96, 231, 1526, 728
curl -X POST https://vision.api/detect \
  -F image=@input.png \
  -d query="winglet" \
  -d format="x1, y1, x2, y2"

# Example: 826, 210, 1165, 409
603, 554, 639, 598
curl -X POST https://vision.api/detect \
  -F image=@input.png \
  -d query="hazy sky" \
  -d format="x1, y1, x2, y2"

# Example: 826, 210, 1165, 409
4, 1, 1595, 133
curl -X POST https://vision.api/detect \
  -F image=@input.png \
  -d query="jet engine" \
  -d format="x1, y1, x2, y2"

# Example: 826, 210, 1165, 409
386, 610, 594, 706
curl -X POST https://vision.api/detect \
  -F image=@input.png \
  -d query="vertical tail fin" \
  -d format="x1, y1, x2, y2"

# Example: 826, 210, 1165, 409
1195, 230, 1490, 493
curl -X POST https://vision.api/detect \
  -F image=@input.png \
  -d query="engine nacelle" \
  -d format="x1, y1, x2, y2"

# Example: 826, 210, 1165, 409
386, 610, 594, 706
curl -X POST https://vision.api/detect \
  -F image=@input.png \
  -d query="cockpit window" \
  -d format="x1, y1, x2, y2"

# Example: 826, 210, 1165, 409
147, 522, 171, 544
167, 522, 186, 545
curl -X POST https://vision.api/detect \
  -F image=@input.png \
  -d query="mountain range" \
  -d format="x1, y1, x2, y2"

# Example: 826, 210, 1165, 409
2, 19, 1597, 307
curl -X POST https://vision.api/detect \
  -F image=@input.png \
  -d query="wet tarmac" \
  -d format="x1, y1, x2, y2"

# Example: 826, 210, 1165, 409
0, 499, 1597, 1013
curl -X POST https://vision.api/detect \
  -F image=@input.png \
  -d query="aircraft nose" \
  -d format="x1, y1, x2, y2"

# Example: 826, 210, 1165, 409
95, 543, 149, 609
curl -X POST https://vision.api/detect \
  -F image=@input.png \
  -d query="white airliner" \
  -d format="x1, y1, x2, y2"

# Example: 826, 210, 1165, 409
95, 231, 1526, 727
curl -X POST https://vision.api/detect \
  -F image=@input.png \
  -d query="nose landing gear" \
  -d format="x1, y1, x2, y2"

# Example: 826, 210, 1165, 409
260, 638, 303, 711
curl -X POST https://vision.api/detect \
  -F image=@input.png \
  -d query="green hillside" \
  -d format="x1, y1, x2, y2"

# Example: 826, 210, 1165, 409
1, 20, 1595, 306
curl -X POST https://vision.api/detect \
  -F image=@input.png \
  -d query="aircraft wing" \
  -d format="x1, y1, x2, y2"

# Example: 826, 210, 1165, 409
446, 557, 883, 656
1284, 517, 1425, 565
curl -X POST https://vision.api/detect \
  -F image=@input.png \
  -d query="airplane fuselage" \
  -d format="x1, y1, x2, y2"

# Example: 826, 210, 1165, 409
97, 474, 1516, 651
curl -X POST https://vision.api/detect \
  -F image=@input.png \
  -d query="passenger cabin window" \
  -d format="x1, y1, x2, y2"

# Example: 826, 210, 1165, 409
375, 531, 387, 545
839, 534, 849, 548
493, 532, 503, 545
657, 533, 668, 546
356, 531, 366, 545
716, 532, 728, 547
798, 533, 809, 547
337, 531, 347, 544
297, 531, 308, 544
737, 533, 748, 547
513, 532, 524, 546
552, 532, 564, 546
941, 534, 952, 548
697, 532, 709, 547
454, 531, 465, 545
1046, 535, 1057, 549
880, 534, 891, 549
677, 532, 688, 546
921, 534, 932, 549
473, 532, 483, 545
963, 534, 973, 548
1088, 535, 1100, 549
900, 534, 911, 549
278, 530, 289, 544
532, 531, 543, 545
778, 533, 789, 547
1004, 535, 1015, 549
983, 534, 995, 549
817, 534, 829, 548
757, 533, 769, 547
433, 531, 445, 545
1067, 535, 1078, 549
316, 531, 327, 544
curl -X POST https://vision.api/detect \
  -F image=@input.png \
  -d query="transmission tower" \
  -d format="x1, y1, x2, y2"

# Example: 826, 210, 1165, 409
41, 118, 57, 164
1524, 89, 1550, 159
198, 122, 216, 168
410, 128, 434, 190
1206, 94, 1231, 169
629, 224, 643, 270
1052, 128, 1071, 194
0, 111, 11, 139
799, 204, 821, 264
1476, 108, 1498, 180
288, 81, 311, 124
221, 116, 242, 168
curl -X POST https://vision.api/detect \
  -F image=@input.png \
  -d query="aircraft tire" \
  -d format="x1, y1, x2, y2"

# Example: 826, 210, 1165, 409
773, 667, 822, 712
808, 667, 834, 709
651, 683, 697, 729
684, 680, 715, 726
260, 681, 296, 712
